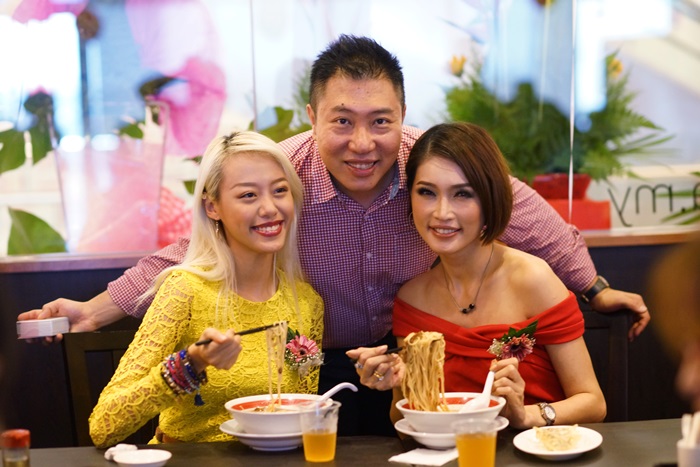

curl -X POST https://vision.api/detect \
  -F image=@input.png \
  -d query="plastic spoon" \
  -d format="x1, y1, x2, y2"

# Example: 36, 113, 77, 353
274, 382, 359, 411
318, 382, 358, 403
460, 370, 495, 412
682, 413, 692, 443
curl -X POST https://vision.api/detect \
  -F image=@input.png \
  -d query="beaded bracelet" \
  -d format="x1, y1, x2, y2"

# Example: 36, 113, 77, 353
160, 362, 186, 396
181, 350, 208, 385
160, 349, 208, 406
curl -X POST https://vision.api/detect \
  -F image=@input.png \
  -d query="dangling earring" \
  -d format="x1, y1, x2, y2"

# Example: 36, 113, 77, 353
215, 220, 220, 237
479, 225, 487, 239
407, 211, 414, 223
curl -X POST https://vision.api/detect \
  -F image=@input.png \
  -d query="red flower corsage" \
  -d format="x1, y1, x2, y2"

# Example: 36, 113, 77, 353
285, 328, 323, 377
488, 320, 538, 362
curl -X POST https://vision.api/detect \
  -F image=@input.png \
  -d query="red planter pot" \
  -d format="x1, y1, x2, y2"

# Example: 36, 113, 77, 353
532, 173, 592, 200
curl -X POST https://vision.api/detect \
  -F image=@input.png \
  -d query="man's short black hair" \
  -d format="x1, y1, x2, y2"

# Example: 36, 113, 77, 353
309, 34, 405, 110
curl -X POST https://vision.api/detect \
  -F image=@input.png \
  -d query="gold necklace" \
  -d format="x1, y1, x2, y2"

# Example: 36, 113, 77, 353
442, 243, 494, 314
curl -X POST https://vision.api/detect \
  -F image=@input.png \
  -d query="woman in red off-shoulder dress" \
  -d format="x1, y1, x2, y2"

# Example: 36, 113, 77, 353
350, 122, 606, 430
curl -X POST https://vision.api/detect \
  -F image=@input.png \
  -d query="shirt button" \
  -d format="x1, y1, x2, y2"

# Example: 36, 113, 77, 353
371, 316, 377, 321
368, 286, 374, 292
366, 252, 373, 259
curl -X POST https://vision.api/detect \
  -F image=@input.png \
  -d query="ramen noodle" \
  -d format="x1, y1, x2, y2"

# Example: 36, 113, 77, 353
401, 331, 449, 412
264, 321, 288, 411
534, 425, 581, 451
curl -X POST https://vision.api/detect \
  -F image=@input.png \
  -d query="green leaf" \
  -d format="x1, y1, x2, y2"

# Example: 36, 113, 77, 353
286, 327, 299, 343
183, 180, 196, 195
28, 121, 53, 165
500, 320, 538, 343
0, 129, 26, 175
118, 121, 144, 139
250, 106, 312, 143
679, 213, 700, 225
661, 205, 700, 225
7, 208, 67, 255
139, 76, 177, 98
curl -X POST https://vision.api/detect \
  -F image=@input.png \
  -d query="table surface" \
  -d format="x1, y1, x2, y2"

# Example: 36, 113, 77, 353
29, 418, 681, 466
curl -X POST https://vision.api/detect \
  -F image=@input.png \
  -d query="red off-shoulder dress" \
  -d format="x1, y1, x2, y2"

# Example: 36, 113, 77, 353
393, 292, 583, 404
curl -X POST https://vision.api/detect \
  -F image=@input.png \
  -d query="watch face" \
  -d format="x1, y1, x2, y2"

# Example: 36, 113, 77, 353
544, 405, 555, 419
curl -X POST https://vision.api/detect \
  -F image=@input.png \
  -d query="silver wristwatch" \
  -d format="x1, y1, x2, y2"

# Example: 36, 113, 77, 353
537, 402, 556, 426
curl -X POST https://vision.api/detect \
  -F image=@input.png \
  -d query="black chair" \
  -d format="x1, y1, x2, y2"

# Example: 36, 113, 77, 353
582, 309, 631, 422
62, 330, 158, 446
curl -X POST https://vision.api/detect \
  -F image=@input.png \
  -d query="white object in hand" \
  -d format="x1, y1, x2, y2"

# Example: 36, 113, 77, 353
16, 317, 70, 339
460, 370, 495, 412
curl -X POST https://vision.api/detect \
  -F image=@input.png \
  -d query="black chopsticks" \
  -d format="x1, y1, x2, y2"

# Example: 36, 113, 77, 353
349, 346, 404, 364
384, 346, 404, 355
194, 321, 287, 346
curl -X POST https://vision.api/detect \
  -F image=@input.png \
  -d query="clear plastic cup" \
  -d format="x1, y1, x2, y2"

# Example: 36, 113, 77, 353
300, 401, 341, 462
452, 418, 499, 467
677, 440, 700, 467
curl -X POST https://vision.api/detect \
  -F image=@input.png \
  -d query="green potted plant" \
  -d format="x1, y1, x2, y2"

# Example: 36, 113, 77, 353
444, 52, 673, 199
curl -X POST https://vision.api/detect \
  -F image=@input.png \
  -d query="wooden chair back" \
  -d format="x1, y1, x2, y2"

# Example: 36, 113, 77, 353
583, 309, 631, 422
62, 330, 157, 446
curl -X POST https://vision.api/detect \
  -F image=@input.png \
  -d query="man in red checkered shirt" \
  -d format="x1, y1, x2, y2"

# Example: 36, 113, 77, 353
20, 35, 649, 436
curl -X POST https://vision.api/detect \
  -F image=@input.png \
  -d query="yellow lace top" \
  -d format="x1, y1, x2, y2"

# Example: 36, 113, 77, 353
89, 269, 324, 448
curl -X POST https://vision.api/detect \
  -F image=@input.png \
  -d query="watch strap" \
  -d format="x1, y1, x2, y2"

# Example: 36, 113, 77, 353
581, 275, 610, 303
537, 402, 556, 426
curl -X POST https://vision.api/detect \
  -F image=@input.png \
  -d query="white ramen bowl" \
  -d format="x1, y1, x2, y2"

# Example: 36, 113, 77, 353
225, 393, 328, 435
396, 392, 505, 433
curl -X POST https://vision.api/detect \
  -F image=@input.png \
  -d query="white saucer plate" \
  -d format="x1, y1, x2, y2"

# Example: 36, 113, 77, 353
220, 419, 302, 452
513, 426, 603, 461
395, 416, 509, 450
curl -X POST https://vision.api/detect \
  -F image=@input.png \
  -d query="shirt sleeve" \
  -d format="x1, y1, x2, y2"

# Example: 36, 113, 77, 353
499, 177, 597, 294
89, 271, 193, 448
107, 237, 190, 318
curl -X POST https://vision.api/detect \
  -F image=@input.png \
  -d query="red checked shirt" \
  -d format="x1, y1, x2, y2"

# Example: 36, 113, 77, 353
108, 127, 596, 349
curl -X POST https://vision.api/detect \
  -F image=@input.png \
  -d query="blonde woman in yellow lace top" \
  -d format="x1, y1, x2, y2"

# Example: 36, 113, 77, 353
89, 131, 324, 448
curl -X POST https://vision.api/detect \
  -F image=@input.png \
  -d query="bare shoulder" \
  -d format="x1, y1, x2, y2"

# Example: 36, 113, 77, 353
396, 269, 434, 306
502, 248, 569, 310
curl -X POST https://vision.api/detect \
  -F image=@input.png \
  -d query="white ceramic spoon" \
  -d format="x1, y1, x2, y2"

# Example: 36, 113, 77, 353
460, 370, 495, 412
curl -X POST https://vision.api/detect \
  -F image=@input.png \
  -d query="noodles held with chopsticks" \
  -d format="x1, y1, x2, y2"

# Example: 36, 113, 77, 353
401, 331, 448, 412
265, 321, 288, 411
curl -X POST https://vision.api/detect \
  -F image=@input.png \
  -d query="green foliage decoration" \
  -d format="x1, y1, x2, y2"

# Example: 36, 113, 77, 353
0, 129, 26, 175
8, 208, 67, 255
1, 92, 67, 255
445, 52, 673, 183
24, 92, 56, 165
0, 91, 57, 176
660, 171, 700, 225
249, 106, 311, 144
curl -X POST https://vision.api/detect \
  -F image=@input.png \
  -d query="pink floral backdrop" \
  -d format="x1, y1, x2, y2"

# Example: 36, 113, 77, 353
7, 0, 232, 251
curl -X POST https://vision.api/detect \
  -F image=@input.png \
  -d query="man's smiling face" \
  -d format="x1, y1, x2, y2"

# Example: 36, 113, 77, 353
307, 74, 405, 208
